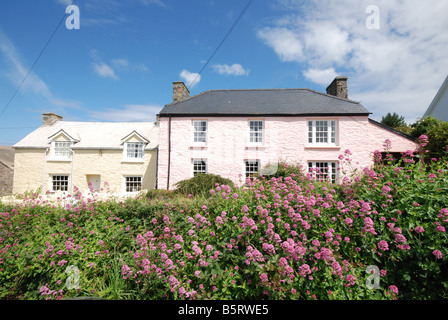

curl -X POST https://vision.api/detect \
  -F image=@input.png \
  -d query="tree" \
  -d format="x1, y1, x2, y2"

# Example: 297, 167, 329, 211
410, 116, 448, 160
381, 112, 407, 128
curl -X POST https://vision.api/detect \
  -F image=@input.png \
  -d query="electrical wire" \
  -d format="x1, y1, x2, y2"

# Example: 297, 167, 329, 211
187, 0, 255, 89
0, 0, 78, 119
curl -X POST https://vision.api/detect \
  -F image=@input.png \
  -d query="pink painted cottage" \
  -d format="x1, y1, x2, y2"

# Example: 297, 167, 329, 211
157, 77, 418, 190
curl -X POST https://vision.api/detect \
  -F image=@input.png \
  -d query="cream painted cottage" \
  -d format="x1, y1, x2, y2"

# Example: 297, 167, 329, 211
12, 113, 158, 196
157, 77, 419, 190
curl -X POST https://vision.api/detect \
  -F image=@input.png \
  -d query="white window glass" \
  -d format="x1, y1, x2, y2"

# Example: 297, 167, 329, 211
245, 160, 259, 180
308, 162, 337, 183
55, 142, 71, 158
125, 176, 142, 192
308, 120, 337, 145
127, 142, 144, 159
52, 175, 69, 192
249, 120, 263, 143
193, 159, 207, 176
193, 121, 207, 143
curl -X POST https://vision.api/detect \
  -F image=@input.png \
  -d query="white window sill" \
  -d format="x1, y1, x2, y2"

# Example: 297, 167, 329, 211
47, 158, 72, 162
305, 145, 340, 150
121, 158, 145, 163
246, 145, 266, 149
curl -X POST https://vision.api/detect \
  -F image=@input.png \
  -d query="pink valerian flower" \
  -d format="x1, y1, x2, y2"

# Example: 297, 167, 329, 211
345, 274, 356, 286
298, 264, 312, 277
192, 244, 203, 256
394, 234, 407, 244
260, 273, 268, 283
378, 240, 389, 251
122, 265, 133, 279
58, 260, 68, 266
389, 285, 399, 294
433, 250, 443, 260
414, 226, 425, 234
194, 270, 201, 278
179, 287, 186, 297
436, 225, 446, 232
364, 217, 374, 228
383, 139, 392, 151
344, 217, 353, 225
169, 275, 180, 289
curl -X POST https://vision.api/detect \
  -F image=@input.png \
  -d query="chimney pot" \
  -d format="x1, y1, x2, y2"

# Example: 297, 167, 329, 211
173, 81, 190, 103
42, 113, 63, 126
326, 76, 348, 99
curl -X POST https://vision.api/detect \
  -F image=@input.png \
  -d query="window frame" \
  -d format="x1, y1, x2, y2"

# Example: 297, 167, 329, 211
307, 161, 338, 183
307, 119, 338, 146
192, 159, 207, 177
248, 120, 264, 145
245, 160, 260, 181
125, 142, 145, 160
53, 141, 72, 160
192, 120, 207, 145
50, 174, 69, 192
124, 176, 143, 193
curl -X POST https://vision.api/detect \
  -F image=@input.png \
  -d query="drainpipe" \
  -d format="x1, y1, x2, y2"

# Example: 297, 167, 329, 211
167, 115, 171, 190
155, 146, 158, 190
42, 148, 49, 195
71, 149, 75, 195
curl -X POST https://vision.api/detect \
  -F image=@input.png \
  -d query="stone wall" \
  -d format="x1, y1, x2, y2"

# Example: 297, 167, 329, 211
0, 162, 13, 196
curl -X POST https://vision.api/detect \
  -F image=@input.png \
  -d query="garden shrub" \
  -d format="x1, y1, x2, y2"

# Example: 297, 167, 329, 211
1, 136, 447, 300
174, 173, 235, 197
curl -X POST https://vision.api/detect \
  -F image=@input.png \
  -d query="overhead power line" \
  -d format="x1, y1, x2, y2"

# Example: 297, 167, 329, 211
187, 0, 255, 89
0, 0, 77, 119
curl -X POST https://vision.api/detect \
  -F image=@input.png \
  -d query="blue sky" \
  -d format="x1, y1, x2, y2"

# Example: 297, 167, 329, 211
0, 0, 447, 145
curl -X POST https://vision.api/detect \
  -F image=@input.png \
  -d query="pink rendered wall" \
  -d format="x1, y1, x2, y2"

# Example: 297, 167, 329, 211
157, 116, 418, 190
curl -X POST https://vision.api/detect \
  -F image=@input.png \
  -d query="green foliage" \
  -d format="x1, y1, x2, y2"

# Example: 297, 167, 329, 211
381, 112, 407, 128
174, 173, 235, 197
260, 160, 306, 183
411, 116, 448, 160
1, 143, 448, 300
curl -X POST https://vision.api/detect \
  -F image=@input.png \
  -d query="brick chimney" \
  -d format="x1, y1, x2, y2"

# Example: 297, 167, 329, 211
326, 76, 348, 99
173, 81, 190, 103
42, 113, 63, 126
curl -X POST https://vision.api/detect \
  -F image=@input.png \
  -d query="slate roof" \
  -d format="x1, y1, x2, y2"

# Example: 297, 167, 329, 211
13, 121, 159, 150
159, 88, 371, 116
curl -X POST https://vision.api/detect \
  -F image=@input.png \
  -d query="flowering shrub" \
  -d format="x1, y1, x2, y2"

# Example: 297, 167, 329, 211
0, 136, 447, 300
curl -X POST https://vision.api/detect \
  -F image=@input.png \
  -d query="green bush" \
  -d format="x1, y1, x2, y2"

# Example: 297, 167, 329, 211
411, 116, 448, 160
1, 138, 448, 300
174, 173, 235, 197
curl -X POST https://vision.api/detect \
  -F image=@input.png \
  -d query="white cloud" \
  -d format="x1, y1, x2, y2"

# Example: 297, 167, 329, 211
111, 59, 149, 73
89, 104, 162, 121
0, 28, 81, 109
302, 68, 338, 86
257, 27, 304, 62
92, 62, 119, 80
180, 69, 201, 88
138, 0, 167, 8
213, 63, 249, 76
257, 0, 448, 123
56, 0, 72, 6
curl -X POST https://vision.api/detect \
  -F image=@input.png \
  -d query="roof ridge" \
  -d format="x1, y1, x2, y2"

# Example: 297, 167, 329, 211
165, 87, 361, 107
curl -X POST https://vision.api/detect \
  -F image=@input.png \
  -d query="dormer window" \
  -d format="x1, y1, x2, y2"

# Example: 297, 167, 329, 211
54, 141, 72, 159
48, 129, 77, 161
121, 130, 149, 162
126, 142, 144, 159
